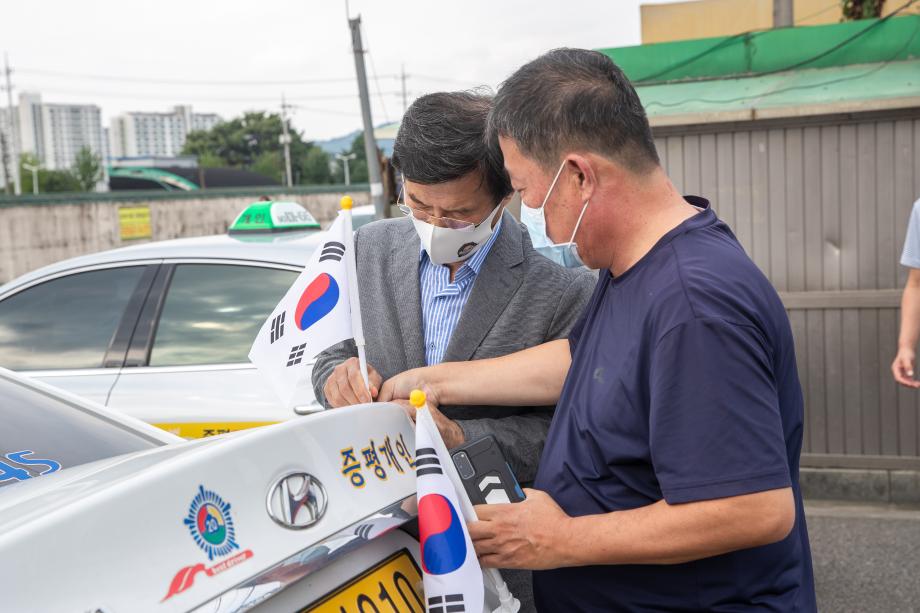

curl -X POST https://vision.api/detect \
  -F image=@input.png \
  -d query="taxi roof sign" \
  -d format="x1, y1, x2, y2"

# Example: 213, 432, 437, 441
229, 201, 321, 234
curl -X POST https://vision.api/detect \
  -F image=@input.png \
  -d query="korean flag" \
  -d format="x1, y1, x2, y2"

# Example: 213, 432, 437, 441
416, 407, 485, 613
249, 213, 353, 408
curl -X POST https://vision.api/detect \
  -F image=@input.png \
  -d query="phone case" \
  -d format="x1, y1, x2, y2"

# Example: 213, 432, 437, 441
450, 435, 525, 505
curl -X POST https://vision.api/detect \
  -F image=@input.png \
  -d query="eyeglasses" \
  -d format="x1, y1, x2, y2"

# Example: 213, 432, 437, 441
396, 189, 487, 231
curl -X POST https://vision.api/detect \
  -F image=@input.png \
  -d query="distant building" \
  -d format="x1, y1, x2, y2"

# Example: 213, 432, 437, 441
640, 0, 920, 44
109, 106, 221, 158
15, 92, 105, 171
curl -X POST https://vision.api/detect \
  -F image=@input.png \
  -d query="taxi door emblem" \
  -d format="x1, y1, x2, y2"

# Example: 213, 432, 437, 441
266, 472, 328, 529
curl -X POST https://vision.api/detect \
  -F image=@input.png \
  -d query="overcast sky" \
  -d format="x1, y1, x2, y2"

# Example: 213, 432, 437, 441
1, 0, 679, 141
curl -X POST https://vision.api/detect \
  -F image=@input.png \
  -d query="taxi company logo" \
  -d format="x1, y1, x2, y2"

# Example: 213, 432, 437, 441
418, 493, 467, 575
295, 273, 339, 331
183, 485, 239, 561
162, 549, 254, 602
266, 472, 328, 529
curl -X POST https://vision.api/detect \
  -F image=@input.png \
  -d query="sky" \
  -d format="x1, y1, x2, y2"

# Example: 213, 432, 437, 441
0, 0, 680, 142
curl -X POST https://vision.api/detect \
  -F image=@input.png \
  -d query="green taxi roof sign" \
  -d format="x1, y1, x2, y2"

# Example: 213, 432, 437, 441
229, 201, 321, 234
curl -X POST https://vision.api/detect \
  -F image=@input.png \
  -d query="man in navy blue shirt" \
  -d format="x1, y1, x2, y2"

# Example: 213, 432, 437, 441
381, 48, 816, 611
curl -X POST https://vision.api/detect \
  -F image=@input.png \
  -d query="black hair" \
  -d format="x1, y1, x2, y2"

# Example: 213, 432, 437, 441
392, 90, 512, 201
488, 48, 659, 174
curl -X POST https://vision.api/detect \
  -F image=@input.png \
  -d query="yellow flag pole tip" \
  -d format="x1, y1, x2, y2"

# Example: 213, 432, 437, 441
340, 195, 354, 210
409, 389, 426, 408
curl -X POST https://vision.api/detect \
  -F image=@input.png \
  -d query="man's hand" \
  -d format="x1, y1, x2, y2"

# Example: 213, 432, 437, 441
323, 358, 383, 407
394, 392, 464, 448
892, 347, 920, 388
378, 367, 435, 404
468, 489, 574, 570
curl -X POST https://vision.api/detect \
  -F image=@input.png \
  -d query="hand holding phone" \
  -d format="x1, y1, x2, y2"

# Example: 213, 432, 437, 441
450, 435, 525, 505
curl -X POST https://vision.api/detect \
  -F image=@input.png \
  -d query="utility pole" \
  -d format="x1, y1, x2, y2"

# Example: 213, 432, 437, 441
0, 129, 10, 195
336, 152, 356, 186
3, 53, 21, 196
22, 161, 38, 194
280, 94, 293, 188
348, 14, 386, 220
773, 0, 794, 27
400, 64, 408, 114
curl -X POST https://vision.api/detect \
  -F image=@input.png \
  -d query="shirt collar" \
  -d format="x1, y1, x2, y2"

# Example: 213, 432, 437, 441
418, 214, 504, 277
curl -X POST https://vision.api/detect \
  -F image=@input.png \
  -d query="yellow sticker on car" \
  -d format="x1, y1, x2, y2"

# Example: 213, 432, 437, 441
153, 421, 277, 439
302, 549, 425, 613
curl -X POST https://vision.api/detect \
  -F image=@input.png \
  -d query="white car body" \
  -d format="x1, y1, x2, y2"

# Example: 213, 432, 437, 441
0, 367, 423, 613
0, 205, 375, 438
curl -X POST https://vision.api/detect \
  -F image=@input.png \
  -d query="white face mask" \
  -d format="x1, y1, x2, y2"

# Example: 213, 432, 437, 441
519, 160, 590, 269
411, 203, 503, 266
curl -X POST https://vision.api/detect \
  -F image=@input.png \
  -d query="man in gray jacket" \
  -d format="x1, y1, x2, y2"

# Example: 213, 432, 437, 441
312, 91, 593, 484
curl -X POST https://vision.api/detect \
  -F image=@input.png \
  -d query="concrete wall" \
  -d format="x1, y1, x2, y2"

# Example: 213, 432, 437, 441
0, 186, 370, 284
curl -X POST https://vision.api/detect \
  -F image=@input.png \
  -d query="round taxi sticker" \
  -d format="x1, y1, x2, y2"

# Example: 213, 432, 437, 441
183, 485, 239, 560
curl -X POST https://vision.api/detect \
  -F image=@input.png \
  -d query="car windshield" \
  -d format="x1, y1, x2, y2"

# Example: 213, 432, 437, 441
0, 374, 165, 490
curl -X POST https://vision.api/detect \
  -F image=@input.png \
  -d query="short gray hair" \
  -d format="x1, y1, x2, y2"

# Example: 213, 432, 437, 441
392, 91, 512, 201
488, 48, 659, 174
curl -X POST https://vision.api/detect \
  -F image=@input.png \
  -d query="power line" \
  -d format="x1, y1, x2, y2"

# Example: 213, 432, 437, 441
361, 21, 390, 123
644, 13, 920, 110
15, 85, 405, 104
15, 67, 399, 86
287, 103, 362, 118
633, 30, 759, 83
410, 72, 486, 86
795, 0, 842, 23
634, 0, 917, 85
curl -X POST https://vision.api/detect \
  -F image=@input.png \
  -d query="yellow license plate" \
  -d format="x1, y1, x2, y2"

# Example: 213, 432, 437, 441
302, 549, 425, 613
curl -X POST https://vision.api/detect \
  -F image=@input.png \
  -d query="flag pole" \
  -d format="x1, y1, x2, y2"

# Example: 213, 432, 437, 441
340, 196, 371, 391
409, 390, 520, 613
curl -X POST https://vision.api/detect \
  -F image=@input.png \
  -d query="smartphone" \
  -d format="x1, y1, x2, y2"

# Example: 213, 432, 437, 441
450, 435, 525, 505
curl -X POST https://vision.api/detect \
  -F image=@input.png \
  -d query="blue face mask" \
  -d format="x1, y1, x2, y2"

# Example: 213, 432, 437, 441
519, 160, 590, 269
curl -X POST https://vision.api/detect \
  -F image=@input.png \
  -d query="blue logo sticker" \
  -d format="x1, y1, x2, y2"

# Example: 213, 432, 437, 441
183, 485, 239, 561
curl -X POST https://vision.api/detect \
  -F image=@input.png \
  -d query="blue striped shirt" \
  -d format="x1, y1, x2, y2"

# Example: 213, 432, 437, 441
419, 218, 503, 365
901, 198, 920, 268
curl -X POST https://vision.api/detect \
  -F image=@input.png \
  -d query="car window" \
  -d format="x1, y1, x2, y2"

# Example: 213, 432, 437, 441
0, 267, 147, 371
0, 374, 163, 490
149, 264, 298, 366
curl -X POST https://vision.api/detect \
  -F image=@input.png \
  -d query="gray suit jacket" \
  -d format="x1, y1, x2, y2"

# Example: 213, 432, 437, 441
311, 212, 595, 482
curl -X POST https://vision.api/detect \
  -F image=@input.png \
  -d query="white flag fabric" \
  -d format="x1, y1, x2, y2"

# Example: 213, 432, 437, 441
416, 408, 485, 613
248, 213, 353, 408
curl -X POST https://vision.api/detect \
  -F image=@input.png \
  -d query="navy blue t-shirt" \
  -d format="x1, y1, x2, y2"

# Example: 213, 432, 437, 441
533, 199, 816, 612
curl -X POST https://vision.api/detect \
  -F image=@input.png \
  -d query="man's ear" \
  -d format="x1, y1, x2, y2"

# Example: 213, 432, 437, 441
566, 154, 597, 203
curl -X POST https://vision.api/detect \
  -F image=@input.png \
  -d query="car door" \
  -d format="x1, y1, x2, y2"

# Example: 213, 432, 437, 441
0, 264, 158, 404
106, 260, 314, 437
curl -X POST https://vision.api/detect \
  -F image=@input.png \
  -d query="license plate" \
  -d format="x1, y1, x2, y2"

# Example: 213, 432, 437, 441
302, 548, 425, 612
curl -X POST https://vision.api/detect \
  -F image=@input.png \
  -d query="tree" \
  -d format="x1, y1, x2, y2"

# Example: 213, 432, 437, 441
19, 153, 83, 194
197, 152, 224, 168
841, 0, 885, 20
301, 147, 334, 184
251, 150, 284, 184
73, 146, 103, 192
181, 111, 333, 184
42, 169, 83, 193
343, 133, 370, 184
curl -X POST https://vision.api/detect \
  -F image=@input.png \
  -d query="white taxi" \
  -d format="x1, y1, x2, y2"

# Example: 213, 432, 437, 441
0, 366, 424, 612
0, 201, 373, 438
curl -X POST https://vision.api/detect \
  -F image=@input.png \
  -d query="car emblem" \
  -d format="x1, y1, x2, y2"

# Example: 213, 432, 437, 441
266, 472, 328, 529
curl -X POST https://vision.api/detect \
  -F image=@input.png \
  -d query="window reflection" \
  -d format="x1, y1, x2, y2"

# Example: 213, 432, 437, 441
150, 264, 298, 366
0, 267, 145, 370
